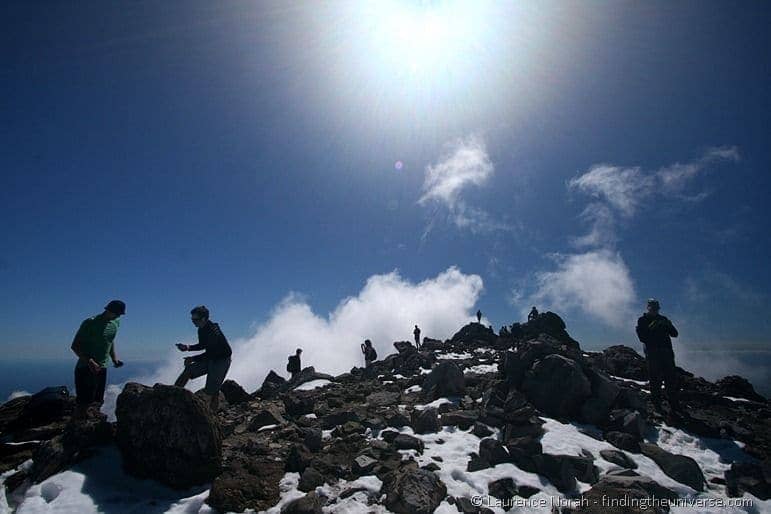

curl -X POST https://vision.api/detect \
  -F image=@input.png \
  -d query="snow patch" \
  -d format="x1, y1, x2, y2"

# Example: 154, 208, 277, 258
294, 379, 331, 391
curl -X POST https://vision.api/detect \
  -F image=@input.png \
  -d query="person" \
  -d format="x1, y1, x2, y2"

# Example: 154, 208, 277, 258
635, 299, 680, 410
360, 339, 377, 376
70, 300, 126, 418
413, 325, 421, 350
287, 348, 302, 381
528, 306, 539, 322
175, 306, 232, 411
476, 310, 482, 323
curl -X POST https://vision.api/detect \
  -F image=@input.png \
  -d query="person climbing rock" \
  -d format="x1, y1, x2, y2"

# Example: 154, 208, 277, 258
413, 324, 421, 350
70, 300, 126, 418
528, 306, 539, 322
636, 299, 680, 410
175, 305, 232, 411
287, 348, 302, 381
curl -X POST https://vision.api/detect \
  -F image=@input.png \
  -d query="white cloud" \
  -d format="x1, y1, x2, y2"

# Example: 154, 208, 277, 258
528, 250, 637, 328
568, 165, 652, 218
420, 136, 493, 207
140, 267, 484, 392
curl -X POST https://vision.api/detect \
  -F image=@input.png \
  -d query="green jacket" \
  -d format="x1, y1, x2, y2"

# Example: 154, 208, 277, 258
73, 314, 120, 368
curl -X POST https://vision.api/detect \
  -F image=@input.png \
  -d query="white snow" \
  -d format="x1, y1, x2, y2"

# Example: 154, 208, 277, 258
263, 473, 386, 513
723, 396, 751, 403
436, 352, 473, 360
304, 413, 317, 419
464, 363, 498, 374
258, 424, 278, 432
405, 385, 423, 393
413, 398, 455, 411
294, 379, 331, 391
609, 375, 649, 386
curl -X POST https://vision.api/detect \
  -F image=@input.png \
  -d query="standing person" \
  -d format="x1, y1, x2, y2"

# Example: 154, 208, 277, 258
287, 348, 302, 381
70, 300, 126, 418
635, 299, 680, 410
413, 325, 421, 350
360, 339, 377, 376
175, 306, 232, 411
528, 306, 539, 322
476, 310, 482, 323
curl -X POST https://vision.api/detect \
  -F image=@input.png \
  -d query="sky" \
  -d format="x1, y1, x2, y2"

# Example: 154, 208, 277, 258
1, 1, 770, 376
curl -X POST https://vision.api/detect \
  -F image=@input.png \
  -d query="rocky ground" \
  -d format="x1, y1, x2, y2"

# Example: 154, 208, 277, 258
1, 312, 769, 513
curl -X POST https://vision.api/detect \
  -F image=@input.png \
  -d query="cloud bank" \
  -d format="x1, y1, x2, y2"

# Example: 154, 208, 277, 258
141, 267, 484, 393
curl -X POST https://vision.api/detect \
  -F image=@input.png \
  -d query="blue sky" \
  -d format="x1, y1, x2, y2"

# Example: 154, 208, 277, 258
1, 1, 770, 364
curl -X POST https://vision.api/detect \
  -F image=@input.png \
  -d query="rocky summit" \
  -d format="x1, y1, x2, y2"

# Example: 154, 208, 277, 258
1, 311, 769, 513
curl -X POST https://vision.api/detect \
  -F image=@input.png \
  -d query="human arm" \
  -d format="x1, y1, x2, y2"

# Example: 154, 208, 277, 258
110, 343, 123, 367
635, 317, 649, 344
666, 318, 678, 338
71, 321, 101, 373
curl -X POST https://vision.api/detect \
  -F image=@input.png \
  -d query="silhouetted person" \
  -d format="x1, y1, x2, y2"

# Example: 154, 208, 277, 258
175, 305, 232, 411
528, 306, 539, 322
476, 310, 482, 323
636, 299, 680, 410
361, 339, 377, 377
413, 325, 421, 350
287, 348, 302, 381
71, 300, 126, 419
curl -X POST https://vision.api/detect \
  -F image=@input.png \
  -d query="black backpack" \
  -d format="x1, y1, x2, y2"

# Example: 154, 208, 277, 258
367, 347, 377, 361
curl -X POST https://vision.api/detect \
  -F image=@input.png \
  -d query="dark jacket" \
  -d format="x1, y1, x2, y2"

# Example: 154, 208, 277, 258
364, 346, 377, 362
188, 321, 232, 361
636, 314, 678, 348
287, 355, 301, 373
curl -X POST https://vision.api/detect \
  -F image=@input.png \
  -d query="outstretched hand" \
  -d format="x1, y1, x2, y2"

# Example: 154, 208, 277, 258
176, 343, 188, 352
113, 359, 124, 368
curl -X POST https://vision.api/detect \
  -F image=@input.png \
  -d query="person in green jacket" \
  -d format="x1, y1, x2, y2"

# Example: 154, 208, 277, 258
70, 300, 125, 418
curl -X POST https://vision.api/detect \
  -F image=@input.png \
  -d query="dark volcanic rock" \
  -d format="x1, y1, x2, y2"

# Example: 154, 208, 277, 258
381, 464, 447, 514
220, 380, 251, 404
592, 345, 648, 381
599, 449, 638, 469
299, 467, 326, 492
488, 477, 517, 499
115, 383, 222, 488
286, 444, 313, 473
283, 392, 316, 417
716, 375, 766, 403
392, 433, 424, 453
572, 472, 678, 513
522, 354, 591, 418
725, 461, 770, 500
509, 311, 578, 346
639, 443, 705, 491
207, 459, 285, 513
250, 407, 287, 430
450, 323, 498, 346
440, 410, 478, 430
533, 453, 599, 494
423, 361, 465, 400
604, 431, 641, 453
479, 438, 510, 466
282, 492, 323, 514
0, 386, 74, 438
411, 407, 441, 434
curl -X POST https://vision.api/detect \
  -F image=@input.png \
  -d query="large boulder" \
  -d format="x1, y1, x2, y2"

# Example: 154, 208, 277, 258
450, 323, 498, 347
411, 408, 441, 435
422, 361, 465, 400
725, 461, 770, 500
715, 376, 766, 403
115, 383, 222, 488
533, 453, 599, 493
509, 311, 579, 347
595, 345, 648, 381
639, 443, 705, 491
0, 386, 74, 437
572, 471, 678, 513
521, 354, 591, 418
220, 380, 251, 404
381, 464, 447, 514
207, 458, 285, 513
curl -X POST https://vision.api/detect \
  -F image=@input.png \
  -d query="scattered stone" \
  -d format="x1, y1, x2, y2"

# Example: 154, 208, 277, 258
411, 407, 441, 434
423, 361, 465, 400
381, 465, 447, 514
599, 449, 638, 470
299, 467, 326, 492
639, 443, 705, 491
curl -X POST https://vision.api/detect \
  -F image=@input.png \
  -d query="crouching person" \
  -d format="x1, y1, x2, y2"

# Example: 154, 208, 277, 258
175, 305, 232, 411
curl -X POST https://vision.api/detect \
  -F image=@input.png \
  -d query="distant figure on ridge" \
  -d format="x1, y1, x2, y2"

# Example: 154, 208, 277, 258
361, 339, 377, 376
71, 300, 126, 418
528, 306, 539, 322
635, 299, 680, 410
287, 348, 302, 381
413, 325, 421, 350
175, 305, 232, 411
476, 310, 482, 323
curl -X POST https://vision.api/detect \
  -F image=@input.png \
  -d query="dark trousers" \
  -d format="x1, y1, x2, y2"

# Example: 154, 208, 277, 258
74, 365, 107, 406
644, 344, 679, 404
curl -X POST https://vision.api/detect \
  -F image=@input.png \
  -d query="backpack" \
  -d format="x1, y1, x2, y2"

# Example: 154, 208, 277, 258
367, 347, 377, 361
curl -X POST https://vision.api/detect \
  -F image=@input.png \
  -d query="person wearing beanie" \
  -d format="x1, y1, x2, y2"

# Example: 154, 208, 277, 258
70, 300, 126, 418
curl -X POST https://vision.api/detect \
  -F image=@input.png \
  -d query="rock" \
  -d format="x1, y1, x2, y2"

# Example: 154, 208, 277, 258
604, 431, 641, 453
639, 443, 705, 491
423, 362, 465, 400
381, 465, 447, 514
394, 341, 417, 354
286, 444, 313, 473
411, 408, 441, 434
454, 496, 495, 514
725, 461, 770, 500
250, 407, 287, 430
115, 383, 221, 488
608, 409, 646, 440
521, 354, 591, 418
488, 477, 517, 499
573, 473, 678, 513
0, 386, 74, 437
533, 453, 598, 494
282, 492, 323, 514
440, 410, 478, 430
716, 376, 766, 403
504, 436, 542, 473
392, 434, 424, 453
208, 459, 284, 512
450, 323, 498, 346
220, 380, 251, 404
353, 454, 378, 475
596, 345, 648, 381
321, 409, 361, 429
302, 428, 323, 452
479, 438, 510, 466
283, 392, 316, 417
472, 422, 494, 438
299, 467, 326, 492
599, 449, 638, 469
467, 453, 491, 472
259, 370, 287, 399
366, 391, 401, 407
